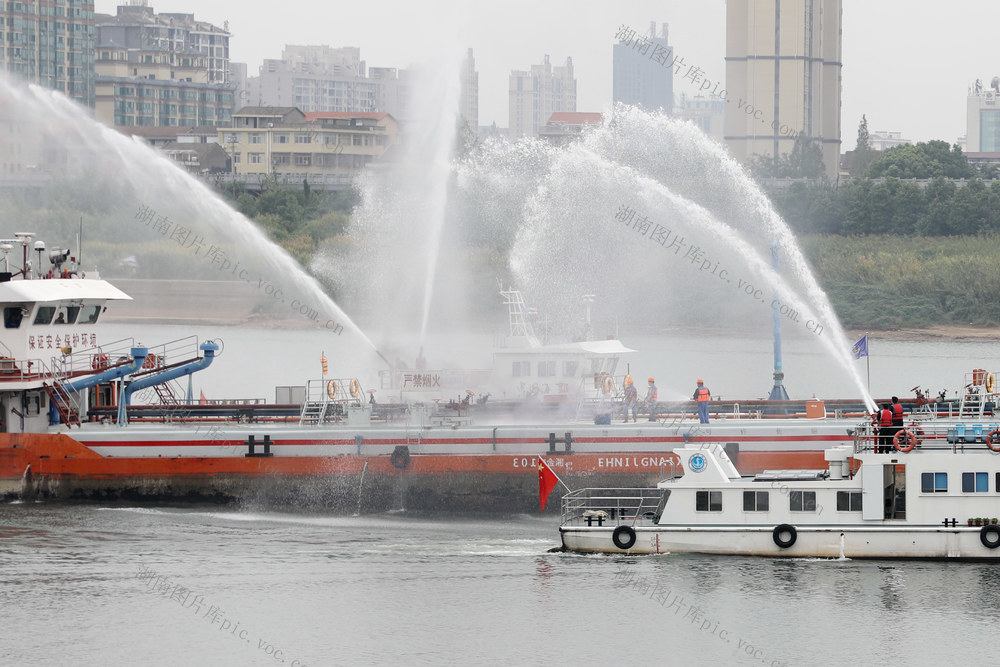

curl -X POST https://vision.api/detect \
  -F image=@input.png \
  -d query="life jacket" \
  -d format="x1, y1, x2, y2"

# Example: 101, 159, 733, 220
696, 387, 710, 402
879, 408, 893, 427
892, 403, 904, 423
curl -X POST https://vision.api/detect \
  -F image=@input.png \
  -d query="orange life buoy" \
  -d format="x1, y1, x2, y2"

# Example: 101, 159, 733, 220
91, 353, 108, 370
327, 380, 338, 400
894, 428, 916, 452
987, 373, 996, 394
141, 353, 158, 370
349, 378, 361, 398
987, 429, 1000, 453
602, 375, 614, 396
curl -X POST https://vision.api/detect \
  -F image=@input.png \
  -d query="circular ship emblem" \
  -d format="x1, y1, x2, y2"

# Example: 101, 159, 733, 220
688, 453, 707, 473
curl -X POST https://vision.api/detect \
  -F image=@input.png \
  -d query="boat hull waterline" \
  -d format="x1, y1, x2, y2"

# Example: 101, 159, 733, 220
560, 525, 1000, 559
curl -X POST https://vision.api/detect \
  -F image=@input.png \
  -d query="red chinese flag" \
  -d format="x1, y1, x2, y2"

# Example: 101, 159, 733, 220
538, 458, 560, 511
199, 391, 208, 405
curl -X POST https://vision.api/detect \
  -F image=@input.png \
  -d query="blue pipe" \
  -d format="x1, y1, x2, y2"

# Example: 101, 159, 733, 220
118, 342, 219, 425
49, 347, 148, 425
768, 245, 789, 401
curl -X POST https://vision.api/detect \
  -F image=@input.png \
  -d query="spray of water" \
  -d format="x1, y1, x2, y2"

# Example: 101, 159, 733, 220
0, 74, 383, 371
310, 47, 465, 366
479, 106, 873, 407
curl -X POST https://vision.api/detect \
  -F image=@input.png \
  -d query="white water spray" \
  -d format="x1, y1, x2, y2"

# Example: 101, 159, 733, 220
0, 74, 383, 369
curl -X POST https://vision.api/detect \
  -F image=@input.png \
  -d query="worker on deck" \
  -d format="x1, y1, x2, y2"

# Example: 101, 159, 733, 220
891, 396, 904, 427
877, 403, 895, 453
646, 377, 658, 422
622, 375, 638, 422
694, 379, 711, 424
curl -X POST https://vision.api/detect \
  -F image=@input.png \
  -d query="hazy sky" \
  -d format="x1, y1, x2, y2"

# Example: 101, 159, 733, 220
96, 1, 997, 145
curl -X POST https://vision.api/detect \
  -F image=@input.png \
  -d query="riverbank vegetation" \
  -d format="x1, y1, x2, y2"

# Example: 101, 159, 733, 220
798, 235, 1000, 329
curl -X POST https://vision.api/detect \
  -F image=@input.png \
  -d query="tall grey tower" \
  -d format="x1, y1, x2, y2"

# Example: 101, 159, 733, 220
725, 0, 842, 177
613, 21, 673, 113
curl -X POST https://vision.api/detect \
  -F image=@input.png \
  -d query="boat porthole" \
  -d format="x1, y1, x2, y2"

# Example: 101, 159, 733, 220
981, 525, 1000, 549
773, 524, 797, 548
612, 525, 636, 550
390, 445, 410, 469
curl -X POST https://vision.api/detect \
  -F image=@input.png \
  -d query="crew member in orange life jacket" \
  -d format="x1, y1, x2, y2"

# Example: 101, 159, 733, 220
877, 403, 895, 453
694, 379, 711, 424
646, 377, 658, 422
891, 396, 904, 427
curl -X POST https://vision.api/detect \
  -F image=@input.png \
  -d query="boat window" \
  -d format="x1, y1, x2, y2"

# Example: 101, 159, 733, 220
921, 472, 948, 493
836, 490, 863, 511
789, 491, 817, 512
53, 306, 79, 325
962, 472, 989, 493
743, 490, 769, 511
589, 358, 603, 374
80, 305, 101, 324
25, 392, 41, 416
695, 490, 722, 512
512, 361, 530, 377
562, 360, 578, 377
33, 306, 56, 325
3, 306, 23, 329
538, 361, 556, 377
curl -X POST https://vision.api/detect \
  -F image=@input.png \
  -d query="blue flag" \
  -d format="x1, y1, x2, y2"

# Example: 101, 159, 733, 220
852, 335, 868, 359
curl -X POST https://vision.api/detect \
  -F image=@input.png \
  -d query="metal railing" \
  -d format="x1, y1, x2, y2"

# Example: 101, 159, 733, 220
560, 487, 667, 527
53, 337, 136, 377
854, 419, 1000, 454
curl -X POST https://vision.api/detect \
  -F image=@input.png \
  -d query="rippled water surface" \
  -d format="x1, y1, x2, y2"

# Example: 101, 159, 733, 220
3, 503, 998, 666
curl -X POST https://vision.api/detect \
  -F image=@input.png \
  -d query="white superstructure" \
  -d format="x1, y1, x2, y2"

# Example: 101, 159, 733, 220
560, 419, 1000, 559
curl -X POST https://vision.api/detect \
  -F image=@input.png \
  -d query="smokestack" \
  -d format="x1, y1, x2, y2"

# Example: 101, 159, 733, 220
650, 21, 656, 39
662, 23, 669, 42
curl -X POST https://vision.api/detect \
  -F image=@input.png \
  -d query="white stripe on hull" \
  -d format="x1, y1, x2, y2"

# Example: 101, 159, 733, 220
560, 526, 1000, 559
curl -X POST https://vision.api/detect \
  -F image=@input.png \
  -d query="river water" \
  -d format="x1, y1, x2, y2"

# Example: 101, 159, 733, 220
103, 323, 999, 405
2, 503, 999, 666
4, 326, 999, 665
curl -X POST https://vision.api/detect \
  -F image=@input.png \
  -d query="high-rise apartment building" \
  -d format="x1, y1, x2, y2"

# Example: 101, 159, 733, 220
0, 0, 96, 107
613, 22, 672, 113
94, 2, 233, 127
967, 78, 1000, 152
460, 48, 478, 131
725, 0, 842, 177
245, 45, 417, 124
508, 55, 576, 138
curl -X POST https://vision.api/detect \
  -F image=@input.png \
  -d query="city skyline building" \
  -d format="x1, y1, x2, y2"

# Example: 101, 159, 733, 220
460, 48, 478, 132
678, 93, 725, 144
0, 0, 96, 107
508, 54, 576, 138
94, 1, 234, 127
612, 21, 673, 113
868, 129, 911, 152
724, 0, 842, 177
966, 77, 1000, 152
244, 44, 417, 125
221, 106, 399, 183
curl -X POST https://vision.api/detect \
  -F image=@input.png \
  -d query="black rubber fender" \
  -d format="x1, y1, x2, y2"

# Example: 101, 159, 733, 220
772, 524, 797, 548
612, 525, 637, 550
390, 445, 410, 469
981, 524, 1000, 549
